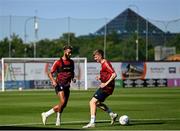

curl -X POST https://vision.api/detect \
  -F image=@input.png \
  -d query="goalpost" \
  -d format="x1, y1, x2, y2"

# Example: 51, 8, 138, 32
1, 57, 87, 92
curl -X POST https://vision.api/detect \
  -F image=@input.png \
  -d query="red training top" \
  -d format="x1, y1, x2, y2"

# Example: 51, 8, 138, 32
50, 58, 74, 87
100, 60, 115, 95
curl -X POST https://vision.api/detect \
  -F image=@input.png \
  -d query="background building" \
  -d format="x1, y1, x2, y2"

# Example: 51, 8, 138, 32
96, 8, 165, 46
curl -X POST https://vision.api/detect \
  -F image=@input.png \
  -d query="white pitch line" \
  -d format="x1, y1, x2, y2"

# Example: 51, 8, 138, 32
0, 118, 180, 127
132, 118, 180, 121
0, 120, 108, 127
0, 122, 42, 127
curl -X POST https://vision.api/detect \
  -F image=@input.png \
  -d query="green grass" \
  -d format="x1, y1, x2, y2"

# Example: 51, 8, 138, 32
0, 87, 180, 130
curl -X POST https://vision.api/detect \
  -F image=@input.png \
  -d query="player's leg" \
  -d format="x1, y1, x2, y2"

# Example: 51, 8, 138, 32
59, 88, 70, 113
54, 90, 66, 126
83, 88, 107, 128
55, 88, 70, 126
97, 102, 118, 125
41, 84, 66, 126
82, 97, 97, 128
90, 97, 98, 123
41, 91, 65, 126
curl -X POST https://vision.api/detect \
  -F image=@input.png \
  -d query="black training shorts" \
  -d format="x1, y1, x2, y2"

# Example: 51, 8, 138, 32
55, 83, 70, 95
93, 88, 110, 102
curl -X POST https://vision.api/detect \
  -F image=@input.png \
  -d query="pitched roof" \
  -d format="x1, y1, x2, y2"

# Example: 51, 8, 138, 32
95, 8, 164, 35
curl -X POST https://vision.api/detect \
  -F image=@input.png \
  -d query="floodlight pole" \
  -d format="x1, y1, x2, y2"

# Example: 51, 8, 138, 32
9, 15, 12, 58
34, 15, 38, 58
24, 17, 34, 43
129, 5, 139, 61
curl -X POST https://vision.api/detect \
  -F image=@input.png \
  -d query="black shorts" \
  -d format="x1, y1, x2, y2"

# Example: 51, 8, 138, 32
93, 88, 110, 102
55, 83, 70, 95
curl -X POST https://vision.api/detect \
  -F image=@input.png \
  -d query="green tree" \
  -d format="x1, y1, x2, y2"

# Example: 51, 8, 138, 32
10, 33, 25, 57
0, 37, 10, 58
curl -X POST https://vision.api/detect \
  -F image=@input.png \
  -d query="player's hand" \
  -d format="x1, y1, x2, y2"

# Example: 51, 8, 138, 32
51, 81, 57, 87
72, 78, 76, 83
96, 75, 100, 80
99, 83, 107, 88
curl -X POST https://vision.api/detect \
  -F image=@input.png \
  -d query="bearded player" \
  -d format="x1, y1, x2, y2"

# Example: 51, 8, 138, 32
41, 45, 75, 126
83, 49, 118, 128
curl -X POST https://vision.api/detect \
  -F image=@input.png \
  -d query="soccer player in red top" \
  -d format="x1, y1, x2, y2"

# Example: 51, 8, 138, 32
83, 49, 118, 128
41, 45, 75, 126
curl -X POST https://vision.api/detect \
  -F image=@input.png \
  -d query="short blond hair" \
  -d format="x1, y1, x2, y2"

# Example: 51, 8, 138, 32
93, 49, 104, 58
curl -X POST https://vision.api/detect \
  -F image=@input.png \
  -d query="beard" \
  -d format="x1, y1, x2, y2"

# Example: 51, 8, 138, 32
65, 53, 70, 59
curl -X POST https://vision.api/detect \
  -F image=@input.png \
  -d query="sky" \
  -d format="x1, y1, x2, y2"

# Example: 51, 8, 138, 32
1, 0, 180, 20
0, 0, 180, 41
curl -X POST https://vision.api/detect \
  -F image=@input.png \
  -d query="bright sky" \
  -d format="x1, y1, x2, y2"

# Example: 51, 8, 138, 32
0, 0, 180, 41
1, 0, 180, 20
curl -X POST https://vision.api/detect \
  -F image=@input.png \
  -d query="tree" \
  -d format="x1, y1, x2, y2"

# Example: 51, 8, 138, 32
10, 33, 25, 57
0, 37, 9, 58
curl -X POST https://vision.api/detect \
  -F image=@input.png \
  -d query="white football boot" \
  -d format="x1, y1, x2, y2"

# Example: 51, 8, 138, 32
110, 113, 118, 125
41, 112, 47, 125
82, 123, 95, 128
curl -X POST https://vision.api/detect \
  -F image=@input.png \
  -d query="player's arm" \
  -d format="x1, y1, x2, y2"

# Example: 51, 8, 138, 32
100, 72, 117, 88
48, 61, 58, 87
48, 72, 57, 87
102, 72, 117, 87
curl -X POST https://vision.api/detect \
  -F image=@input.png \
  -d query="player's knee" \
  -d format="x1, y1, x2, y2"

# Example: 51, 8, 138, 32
89, 99, 95, 106
53, 105, 60, 112
89, 100, 93, 105
60, 98, 65, 105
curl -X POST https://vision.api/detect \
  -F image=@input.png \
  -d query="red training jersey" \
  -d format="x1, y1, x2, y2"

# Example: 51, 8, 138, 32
50, 58, 74, 87
100, 60, 115, 95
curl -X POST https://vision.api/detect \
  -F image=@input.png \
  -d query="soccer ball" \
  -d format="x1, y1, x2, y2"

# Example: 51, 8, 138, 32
119, 115, 129, 125
18, 87, 22, 91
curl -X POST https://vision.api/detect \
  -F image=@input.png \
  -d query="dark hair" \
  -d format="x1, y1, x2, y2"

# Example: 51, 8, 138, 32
63, 45, 73, 50
93, 49, 104, 58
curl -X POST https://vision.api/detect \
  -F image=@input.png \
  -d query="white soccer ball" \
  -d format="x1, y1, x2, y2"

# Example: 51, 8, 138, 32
119, 115, 129, 125
18, 87, 22, 91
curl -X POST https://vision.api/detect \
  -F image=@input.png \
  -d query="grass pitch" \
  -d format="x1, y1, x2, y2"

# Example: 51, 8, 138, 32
0, 87, 180, 130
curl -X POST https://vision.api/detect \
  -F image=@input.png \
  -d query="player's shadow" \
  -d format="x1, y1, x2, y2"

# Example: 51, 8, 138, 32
129, 119, 165, 126
0, 126, 79, 130
94, 120, 165, 127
